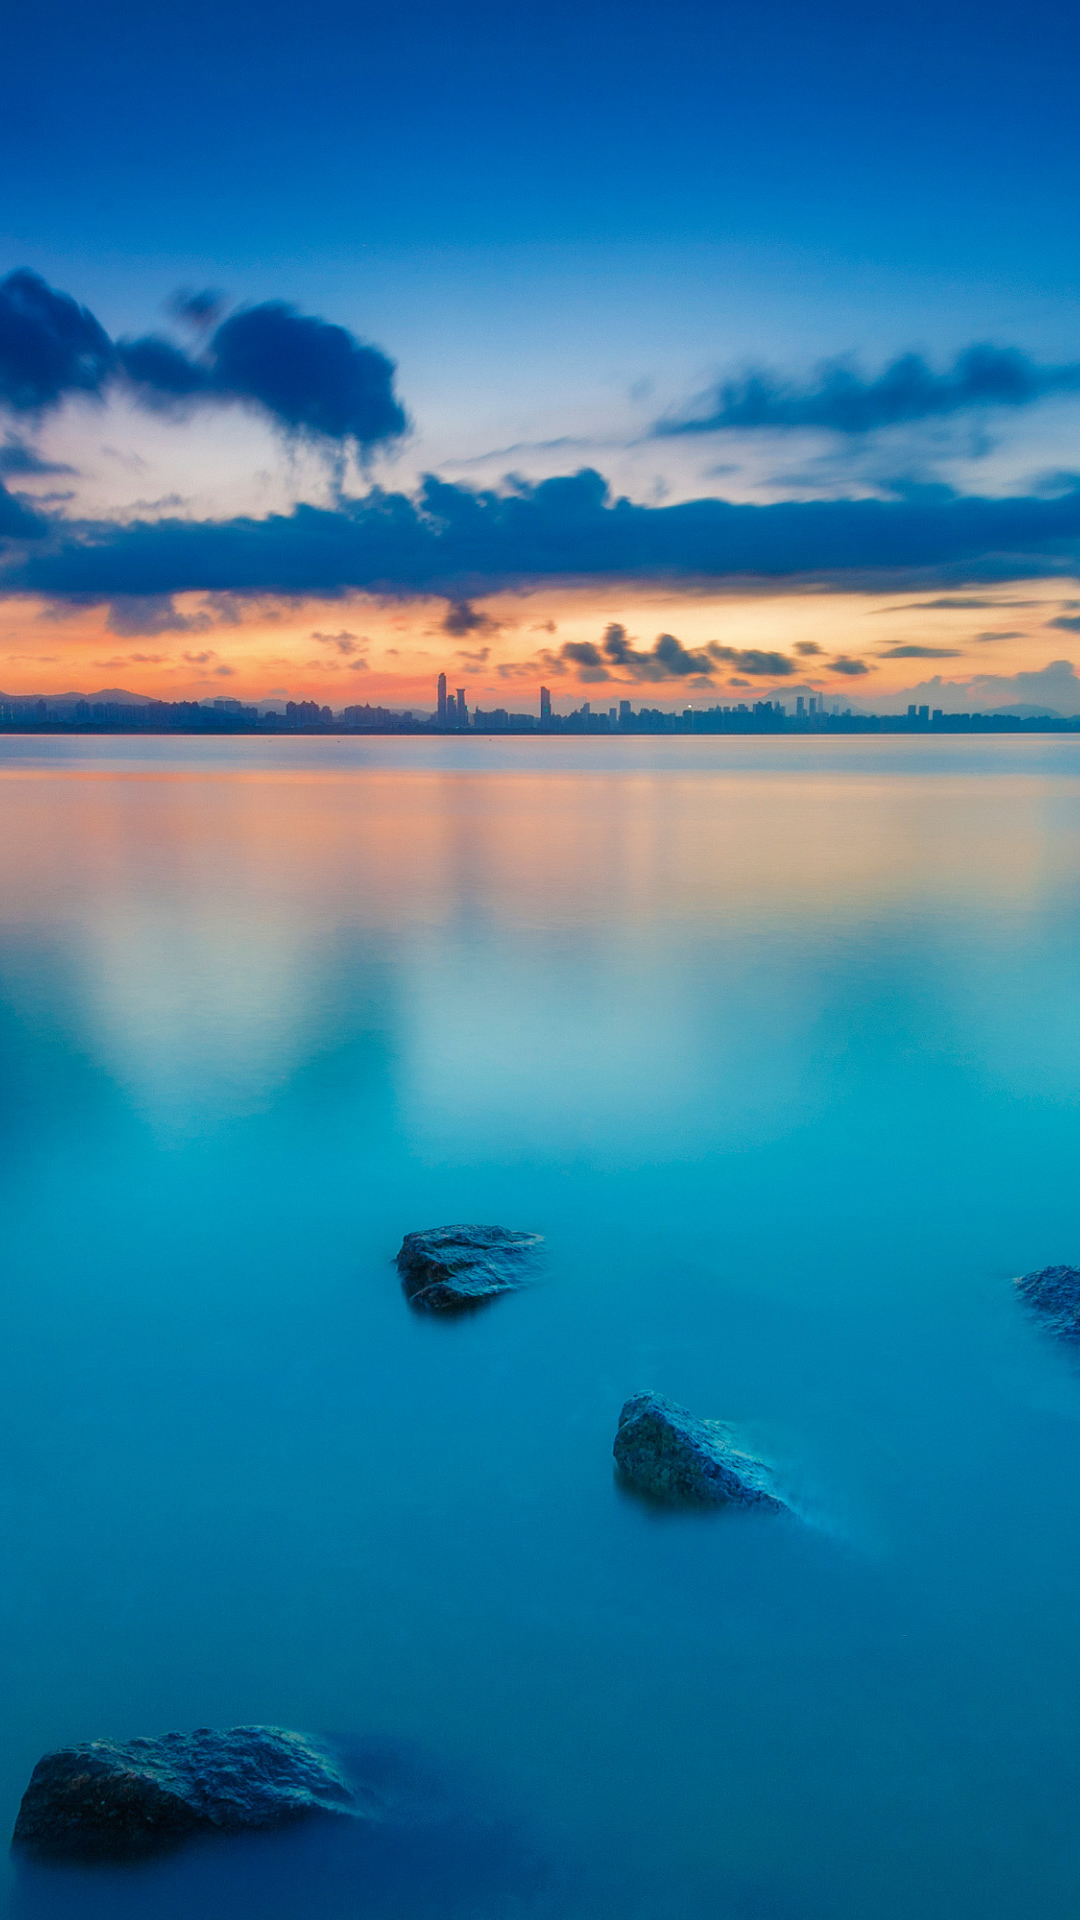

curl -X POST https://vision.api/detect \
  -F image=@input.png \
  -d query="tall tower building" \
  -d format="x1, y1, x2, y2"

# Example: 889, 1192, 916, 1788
437, 672, 447, 724
456, 689, 467, 728
540, 685, 551, 722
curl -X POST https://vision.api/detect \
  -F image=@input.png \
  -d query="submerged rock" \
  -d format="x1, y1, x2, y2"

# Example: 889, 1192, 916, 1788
1016, 1264, 1080, 1339
396, 1224, 542, 1312
613, 1392, 785, 1510
12, 1726, 361, 1864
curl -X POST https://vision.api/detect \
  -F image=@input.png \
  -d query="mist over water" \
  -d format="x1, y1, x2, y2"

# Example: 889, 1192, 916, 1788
2, 734, 1080, 1918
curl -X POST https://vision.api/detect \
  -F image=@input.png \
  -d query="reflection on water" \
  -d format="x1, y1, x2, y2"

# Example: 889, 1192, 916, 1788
2, 736, 1080, 1917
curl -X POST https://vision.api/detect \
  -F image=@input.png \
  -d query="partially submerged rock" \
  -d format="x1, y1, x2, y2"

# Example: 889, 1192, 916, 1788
613, 1391, 785, 1510
396, 1224, 542, 1312
1016, 1264, 1080, 1339
12, 1726, 362, 1864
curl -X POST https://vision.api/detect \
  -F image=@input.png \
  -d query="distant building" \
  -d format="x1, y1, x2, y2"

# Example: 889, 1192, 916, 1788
437, 672, 447, 724
619, 700, 631, 725
540, 685, 552, 722
456, 688, 467, 727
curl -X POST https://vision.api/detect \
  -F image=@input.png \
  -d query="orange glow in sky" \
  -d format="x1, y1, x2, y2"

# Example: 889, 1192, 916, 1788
0, 581, 1074, 712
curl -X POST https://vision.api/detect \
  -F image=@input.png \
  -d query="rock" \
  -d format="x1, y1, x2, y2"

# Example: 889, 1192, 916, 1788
613, 1392, 786, 1510
1016, 1264, 1080, 1338
396, 1224, 542, 1312
11, 1726, 363, 1864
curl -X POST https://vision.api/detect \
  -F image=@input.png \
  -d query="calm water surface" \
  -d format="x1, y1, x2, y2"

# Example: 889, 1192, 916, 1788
2, 734, 1080, 1918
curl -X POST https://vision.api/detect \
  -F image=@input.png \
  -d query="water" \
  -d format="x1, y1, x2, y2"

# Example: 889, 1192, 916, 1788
2, 733, 1080, 1918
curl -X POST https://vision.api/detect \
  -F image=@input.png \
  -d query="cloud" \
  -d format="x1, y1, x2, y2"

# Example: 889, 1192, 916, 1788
882, 659, 1080, 716
12, 467, 1080, 605
116, 335, 210, 405
878, 644, 963, 658
529, 625, 799, 686
0, 271, 114, 414
972, 628, 1024, 640
829, 655, 872, 675
443, 598, 499, 635
0, 270, 406, 451
1048, 615, 1080, 632
166, 288, 226, 332
104, 594, 213, 636
0, 479, 43, 540
0, 435, 76, 476
204, 303, 406, 446
311, 628, 364, 655
876, 596, 1042, 612
794, 641, 823, 656
661, 345, 1080, 437
606, 624, 770, 681
706, 644, 796, 678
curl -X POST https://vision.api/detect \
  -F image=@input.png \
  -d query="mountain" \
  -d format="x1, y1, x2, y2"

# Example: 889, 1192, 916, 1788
0, 688, 163, 706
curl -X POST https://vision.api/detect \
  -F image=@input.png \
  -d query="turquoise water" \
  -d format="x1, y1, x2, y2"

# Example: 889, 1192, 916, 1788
2, 734, 1080, 1917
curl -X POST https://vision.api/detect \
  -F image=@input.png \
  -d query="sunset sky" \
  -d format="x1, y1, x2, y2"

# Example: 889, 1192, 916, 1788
4, 0, 1080, 714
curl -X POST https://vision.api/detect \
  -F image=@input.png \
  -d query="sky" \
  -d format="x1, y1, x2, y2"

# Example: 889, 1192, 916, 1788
3, 0, 1080, 714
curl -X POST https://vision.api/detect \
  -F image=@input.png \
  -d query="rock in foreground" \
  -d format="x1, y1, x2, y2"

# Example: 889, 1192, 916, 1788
396, 1224, 542, 1312
12, 1726, 360, 1863
1016, 1264, 1080, 1339
613, 1392, 786, 1510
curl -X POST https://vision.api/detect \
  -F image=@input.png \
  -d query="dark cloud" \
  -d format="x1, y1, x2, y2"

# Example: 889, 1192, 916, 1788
0, 478, 45, 540
830, 656, 872, 675
312, 628, 363, 655
208, 304, 406, 446
973, 628, 1024, 640
878, 644, 963, 658
707, 644, 796, 677
662, 345, 1080, 437
443, 598, 498, 635
560, 638, 611, 681
105, 594, 212, 636
793, 641, 823, 655
0, 270, 113, 413
116, 335, 210, 404
0, 435, 76, 476
550, 625, 796, 685
11, 467, 1080, 604
877, 595, 1042, 612
0, 270, 406, 450
1048, 614, 1080, 632
167, 288, 226, 331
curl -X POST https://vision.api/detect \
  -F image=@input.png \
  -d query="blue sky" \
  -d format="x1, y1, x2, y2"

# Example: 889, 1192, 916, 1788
3, 0, 1080, 711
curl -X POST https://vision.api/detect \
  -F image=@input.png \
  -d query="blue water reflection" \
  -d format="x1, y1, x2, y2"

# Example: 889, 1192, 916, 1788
2, 735, 1080, 1918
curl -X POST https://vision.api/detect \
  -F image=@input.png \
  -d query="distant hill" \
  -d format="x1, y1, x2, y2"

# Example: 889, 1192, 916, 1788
0, 688, 164, 706
981, 702, 1062, 718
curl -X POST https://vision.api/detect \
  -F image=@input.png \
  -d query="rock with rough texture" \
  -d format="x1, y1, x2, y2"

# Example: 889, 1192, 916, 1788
396, 1224, 542, 1312
1016, 1264, 1080, 1339
613, 1392, 786, 1510
12, 1726, 362, 1863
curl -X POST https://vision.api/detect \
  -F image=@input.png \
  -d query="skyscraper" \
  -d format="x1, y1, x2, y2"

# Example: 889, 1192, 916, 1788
437, 672, 447, 724
540, 685, 551, 722
456, 689, 467, 727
